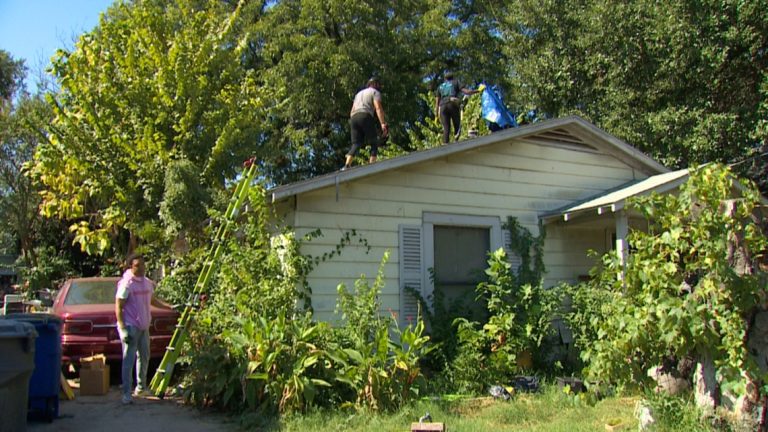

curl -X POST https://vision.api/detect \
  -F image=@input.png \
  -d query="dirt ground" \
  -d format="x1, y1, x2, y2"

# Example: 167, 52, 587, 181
27, 381, 235, 432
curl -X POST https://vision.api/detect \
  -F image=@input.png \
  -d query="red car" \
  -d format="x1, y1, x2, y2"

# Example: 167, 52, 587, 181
52, 277, 179, 368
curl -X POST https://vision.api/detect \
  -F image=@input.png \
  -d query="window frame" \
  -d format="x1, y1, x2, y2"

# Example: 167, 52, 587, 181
422, 212, 503, 308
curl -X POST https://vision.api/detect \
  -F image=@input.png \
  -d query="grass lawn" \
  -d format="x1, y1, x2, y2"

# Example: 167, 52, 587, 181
272, 386, 641, 432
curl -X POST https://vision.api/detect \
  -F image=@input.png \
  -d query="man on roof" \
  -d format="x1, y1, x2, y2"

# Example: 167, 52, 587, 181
436, 71, 483, 144
342, 77, 389, 171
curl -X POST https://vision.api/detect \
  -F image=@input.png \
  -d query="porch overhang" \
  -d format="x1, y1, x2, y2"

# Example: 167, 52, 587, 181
540, 168, 690, 224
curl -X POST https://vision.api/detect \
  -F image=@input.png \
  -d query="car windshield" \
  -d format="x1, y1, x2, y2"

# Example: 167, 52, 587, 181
64, 280, 117, 305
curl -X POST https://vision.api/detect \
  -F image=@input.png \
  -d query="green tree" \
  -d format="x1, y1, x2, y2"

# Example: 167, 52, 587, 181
568, 165, 767, 398
0, 51, 104, 290
0, 96, 51, 262
499, 0, 768, 180
32, 0, 268, 254
31, 0, 514, 256
246, 0, 455, 182
0, 50, 25, 107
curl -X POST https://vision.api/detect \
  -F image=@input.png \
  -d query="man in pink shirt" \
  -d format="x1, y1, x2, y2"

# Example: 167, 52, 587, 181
115, 254, 171, 404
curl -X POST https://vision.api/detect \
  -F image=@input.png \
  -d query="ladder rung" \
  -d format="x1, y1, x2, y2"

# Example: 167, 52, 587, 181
166, 346, 175, 351
156, 368, 166, 374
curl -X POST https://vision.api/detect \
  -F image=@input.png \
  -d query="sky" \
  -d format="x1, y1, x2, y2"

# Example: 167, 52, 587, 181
0, 0, 115, 87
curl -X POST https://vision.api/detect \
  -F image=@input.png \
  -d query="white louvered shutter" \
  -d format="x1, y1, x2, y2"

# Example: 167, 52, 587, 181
503, 228, 523, 275
399, 225, 422, 327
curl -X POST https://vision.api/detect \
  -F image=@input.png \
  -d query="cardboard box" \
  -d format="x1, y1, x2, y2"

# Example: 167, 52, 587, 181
80, 363, 110, 395
80, 354, 107, 369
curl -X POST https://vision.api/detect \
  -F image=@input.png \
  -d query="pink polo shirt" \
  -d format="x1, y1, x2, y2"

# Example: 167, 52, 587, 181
116, 269, 155, 330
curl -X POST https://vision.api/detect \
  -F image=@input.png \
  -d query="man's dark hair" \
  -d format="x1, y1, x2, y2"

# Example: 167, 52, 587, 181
125, 253, 144, 269
367, 76, 381, 87
444, 71, 454, 80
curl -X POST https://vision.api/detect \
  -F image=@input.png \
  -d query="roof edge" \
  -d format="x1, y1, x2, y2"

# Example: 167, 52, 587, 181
270, 116, 669, 202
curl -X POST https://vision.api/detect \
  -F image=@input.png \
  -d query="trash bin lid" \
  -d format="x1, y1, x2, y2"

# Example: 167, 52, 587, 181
0, 319, 38, 339
1, 313, 62, 325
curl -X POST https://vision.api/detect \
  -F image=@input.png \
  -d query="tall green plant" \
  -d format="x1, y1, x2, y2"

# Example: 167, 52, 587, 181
184, 204, 433, 414
567, 164, 768, 396
182, 183, 330, 413
239, 313, 332, 413
186, 308, 333, 414
332, 251, 434, 411
450, 249, 559, 392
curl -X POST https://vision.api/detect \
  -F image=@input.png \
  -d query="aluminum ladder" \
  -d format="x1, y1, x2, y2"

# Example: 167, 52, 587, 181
149, 158, 257, 397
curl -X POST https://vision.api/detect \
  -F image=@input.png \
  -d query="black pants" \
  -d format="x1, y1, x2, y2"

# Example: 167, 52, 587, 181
440, 100, 461, 143
347, 113, 378, 157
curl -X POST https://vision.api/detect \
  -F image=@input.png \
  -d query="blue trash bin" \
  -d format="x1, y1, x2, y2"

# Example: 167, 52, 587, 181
5, 314, 63, 422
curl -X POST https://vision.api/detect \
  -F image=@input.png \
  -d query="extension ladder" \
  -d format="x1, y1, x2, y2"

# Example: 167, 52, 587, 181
149, 158, 257, 397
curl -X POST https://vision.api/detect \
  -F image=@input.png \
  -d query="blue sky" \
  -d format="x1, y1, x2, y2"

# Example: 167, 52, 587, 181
0, 0, 114, 87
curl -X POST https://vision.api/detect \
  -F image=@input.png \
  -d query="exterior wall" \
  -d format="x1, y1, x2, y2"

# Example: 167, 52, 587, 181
283, 138, 648, 322
542, 213, 651, 287
542, 225, 610, 287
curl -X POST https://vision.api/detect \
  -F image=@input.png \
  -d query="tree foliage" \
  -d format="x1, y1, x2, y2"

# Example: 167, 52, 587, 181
25, 0, 768, 258
246, 0, 455, 182
0, 95, 51, 260
499, 0, 768, 173
567, 164, 767, 390
32, 0, 267, 254
0, 51, 106, 290
0, 50, 26, 105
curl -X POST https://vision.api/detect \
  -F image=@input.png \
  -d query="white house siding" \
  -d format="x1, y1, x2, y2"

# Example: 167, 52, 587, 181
542, 225, 611, 287
284, 138, 649, 323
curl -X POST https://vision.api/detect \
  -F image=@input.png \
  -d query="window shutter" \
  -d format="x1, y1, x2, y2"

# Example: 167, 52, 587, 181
399, 225, 422, 327
503, 228, 522, 275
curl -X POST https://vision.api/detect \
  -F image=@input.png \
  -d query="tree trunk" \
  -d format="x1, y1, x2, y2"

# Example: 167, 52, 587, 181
694, 351, 720, 412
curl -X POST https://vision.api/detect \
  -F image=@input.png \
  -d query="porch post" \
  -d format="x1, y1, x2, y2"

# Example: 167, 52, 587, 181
615, 209, 629, 277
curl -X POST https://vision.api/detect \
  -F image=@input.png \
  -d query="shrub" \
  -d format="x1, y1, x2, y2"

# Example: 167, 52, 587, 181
182, 192, 433, 414
446, 248, 560, 393
331, 251, 434, 411
182, 186, 327, 413
565, 164, 768, 397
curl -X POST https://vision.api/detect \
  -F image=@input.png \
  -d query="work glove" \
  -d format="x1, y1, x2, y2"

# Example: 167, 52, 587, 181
477, 83, 486, 92
118, 325, 132, 344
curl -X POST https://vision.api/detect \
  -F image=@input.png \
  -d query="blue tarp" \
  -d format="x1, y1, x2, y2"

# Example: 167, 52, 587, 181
481, 86, 517, 129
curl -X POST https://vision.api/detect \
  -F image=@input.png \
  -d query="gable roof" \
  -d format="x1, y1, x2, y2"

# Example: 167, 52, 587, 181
269, 116, 668, 202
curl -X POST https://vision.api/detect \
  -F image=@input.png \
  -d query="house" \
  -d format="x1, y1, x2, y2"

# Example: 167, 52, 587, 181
269, 116, 680, 325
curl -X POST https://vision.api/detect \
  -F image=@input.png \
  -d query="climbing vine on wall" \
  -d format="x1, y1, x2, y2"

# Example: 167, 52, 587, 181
503, 216, 546, 285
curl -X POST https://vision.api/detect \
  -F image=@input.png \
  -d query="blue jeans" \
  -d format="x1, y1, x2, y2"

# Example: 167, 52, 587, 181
121, 325, 150, 397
